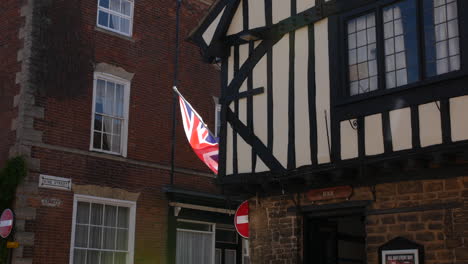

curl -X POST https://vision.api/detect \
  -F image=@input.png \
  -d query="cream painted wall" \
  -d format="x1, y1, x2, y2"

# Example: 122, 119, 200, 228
272, 34, 290, 167
202, 8, 225, 45
272, 0, 291, 24
419, 102, 442, 147
237, 135, 253, 174
294, 27, 311, 167
227, 0, 243, 35
315, 19, 331, 164
340, 120, 358, 160
365, 114, 384, 156
249, 0, 266, 29
450, 95, 468, 142
297, 0, 315, 13
390, 107, 412, 151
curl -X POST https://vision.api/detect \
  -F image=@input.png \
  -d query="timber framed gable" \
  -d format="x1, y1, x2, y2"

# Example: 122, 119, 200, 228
191, 0, 468, 196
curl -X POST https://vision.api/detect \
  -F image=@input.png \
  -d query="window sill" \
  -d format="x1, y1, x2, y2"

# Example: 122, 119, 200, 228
95, 26, 135, 42
335, 70, 468, 107
90, 148, 126, 158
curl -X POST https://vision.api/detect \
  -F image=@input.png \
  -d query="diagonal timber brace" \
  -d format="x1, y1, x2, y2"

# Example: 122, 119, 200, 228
226, 108, 286, 174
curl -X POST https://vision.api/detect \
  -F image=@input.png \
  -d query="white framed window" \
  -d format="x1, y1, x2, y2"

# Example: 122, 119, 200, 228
97, 0, 134, 37
90, 72, 130, 157
69, 195, 136, 264
176, 220, 216, 264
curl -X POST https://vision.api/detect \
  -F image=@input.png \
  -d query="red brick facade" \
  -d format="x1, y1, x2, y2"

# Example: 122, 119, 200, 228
249, 177, 468, 264
1, 0, 223, 263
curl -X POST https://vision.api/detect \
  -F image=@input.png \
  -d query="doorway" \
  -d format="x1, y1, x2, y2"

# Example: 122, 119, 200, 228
305, 212, 366, 264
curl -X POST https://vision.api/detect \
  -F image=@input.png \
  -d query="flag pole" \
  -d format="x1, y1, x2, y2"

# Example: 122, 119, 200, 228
170, 0, 182, 186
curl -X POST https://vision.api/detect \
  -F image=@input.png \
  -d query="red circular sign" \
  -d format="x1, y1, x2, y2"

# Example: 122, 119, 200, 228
0, 209, 14, 239
234, 201, 249, 238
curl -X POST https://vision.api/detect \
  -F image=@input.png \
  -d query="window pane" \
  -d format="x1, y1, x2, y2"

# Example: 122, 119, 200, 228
96, 80, 106, 113
75, 225, 89, 248
115, 252, 127, 264
77, 202, 90, 224
121, 18, 130, 34
113, 119, 122, 136
103, 116, 112, 134
383, 0, 419, 89
424, 0, 460, 76
74, 249, 86, 264
103, 227, 116, 249
93, 132, 102, 149
87, 250, 100, 263
347, 12, 377, 96
101, 251, 113, 264
94, 114, 103, 132
103, 133, 111, 151
110, 0, 121, 12
98, 11, 109, 27
91, 203, 104, 225
99, 0, 110, 8
116, 229, 129, 250
105, 82, 115, 115
105, 205, 117, 227
112, 135, 121, 153
109, 14, 120, 31
117, 207, 129, 228
89, 226, 102, 249
215, 249, 222, 264
225, 250, 236, 264
121, 1, 131, 16
115, 84, 124, 117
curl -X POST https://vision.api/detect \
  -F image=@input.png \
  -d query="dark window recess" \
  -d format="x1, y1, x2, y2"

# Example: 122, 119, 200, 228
344, 0, 461, 97
216, 228, 238, 244
176, 221, 212, 232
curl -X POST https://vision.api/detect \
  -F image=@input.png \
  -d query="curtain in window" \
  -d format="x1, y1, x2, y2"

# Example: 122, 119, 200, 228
176, 230, 214, 264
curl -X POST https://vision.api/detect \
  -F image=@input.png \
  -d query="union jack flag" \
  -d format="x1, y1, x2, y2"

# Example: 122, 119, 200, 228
176, 88, 219, 174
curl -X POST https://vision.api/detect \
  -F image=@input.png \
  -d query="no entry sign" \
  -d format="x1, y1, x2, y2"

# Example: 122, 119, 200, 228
234, 201, 249, 238
0, 209, 14, 239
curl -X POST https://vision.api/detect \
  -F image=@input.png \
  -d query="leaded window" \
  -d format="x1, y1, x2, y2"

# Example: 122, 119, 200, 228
345, 0, 462, 96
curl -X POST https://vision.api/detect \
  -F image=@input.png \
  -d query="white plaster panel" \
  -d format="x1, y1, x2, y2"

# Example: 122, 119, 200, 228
450, 95, 468, 141
226, 123, 234, 175
340, 120, 358, 160
272, 0, 291, 24
294, 27, 311, 167
419, 102, 442, 147
227, 1, 243, 35
390, 107, 412, 151
252, 50, 268, 147
315, 19, 331, 164
202, 7, 225, 45
256, 155, 269, 172
237, 134, 252, 174
272, 34, 290, 167
297, 0, 315, 13
365, 114, 384, 156
249, 0, 266, 29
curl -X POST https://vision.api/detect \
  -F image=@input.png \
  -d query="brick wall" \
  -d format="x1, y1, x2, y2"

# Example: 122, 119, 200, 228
249, 176, 468, 264
0, 0, 23, 165
3, 0, 223, 263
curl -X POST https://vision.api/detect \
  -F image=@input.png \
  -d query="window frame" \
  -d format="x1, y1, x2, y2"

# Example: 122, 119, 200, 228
69, 194, 137, 264
96, 0, 135, 37
337, 0, 466, 104
90, 72, 131, 157
176, 219, 216, 264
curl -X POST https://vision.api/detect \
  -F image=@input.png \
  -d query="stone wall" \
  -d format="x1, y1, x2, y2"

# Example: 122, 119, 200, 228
249, 176, 468, 264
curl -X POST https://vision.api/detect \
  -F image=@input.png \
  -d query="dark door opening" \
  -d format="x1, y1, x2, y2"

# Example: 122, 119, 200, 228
305, 212, 366, 264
